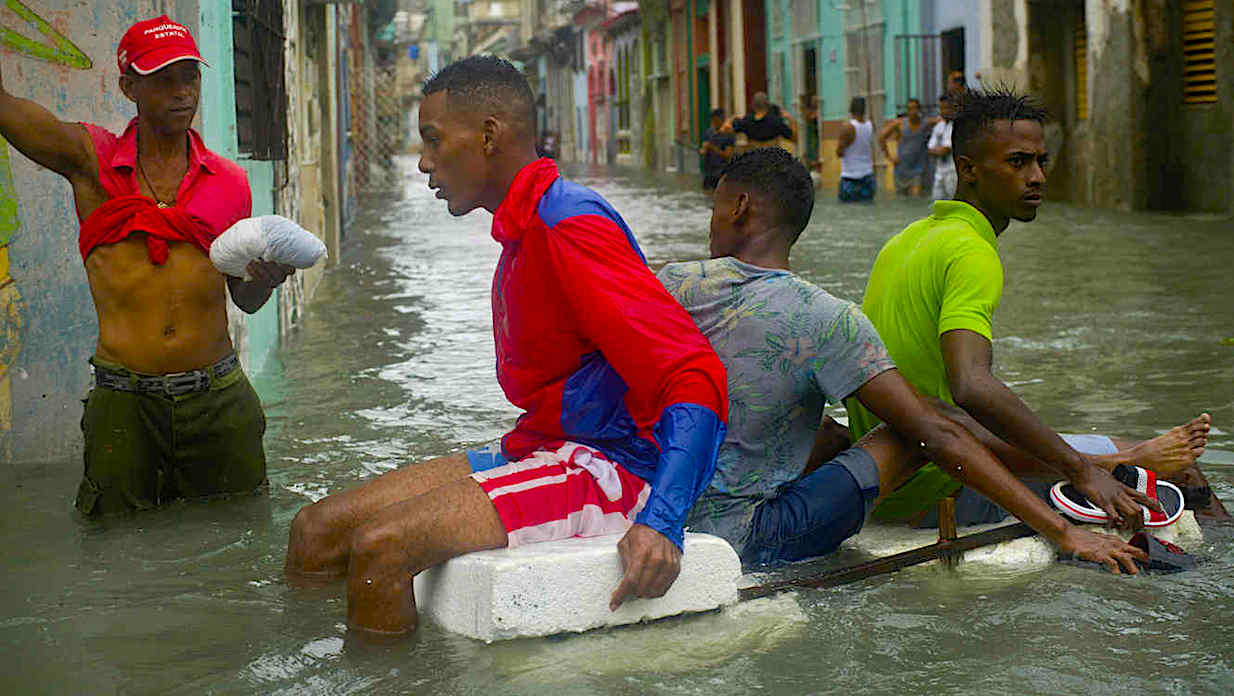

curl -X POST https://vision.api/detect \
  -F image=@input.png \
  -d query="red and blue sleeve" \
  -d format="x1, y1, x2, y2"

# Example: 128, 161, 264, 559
544, 215, 728, 549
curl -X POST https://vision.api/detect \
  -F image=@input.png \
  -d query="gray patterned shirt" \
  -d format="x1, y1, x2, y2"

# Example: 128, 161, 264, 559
657, 257, 895, 552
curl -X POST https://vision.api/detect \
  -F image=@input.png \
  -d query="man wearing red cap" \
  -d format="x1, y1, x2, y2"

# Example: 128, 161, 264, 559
0, 16, 293, 514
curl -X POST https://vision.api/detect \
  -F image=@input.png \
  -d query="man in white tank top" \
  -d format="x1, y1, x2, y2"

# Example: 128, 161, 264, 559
836, 97, 876, 202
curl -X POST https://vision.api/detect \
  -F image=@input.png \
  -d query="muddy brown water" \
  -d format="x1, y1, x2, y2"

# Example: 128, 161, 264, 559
4, 158, 1233, 694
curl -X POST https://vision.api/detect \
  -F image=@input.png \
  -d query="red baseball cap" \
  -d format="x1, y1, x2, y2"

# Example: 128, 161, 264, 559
117, 16, 208, 75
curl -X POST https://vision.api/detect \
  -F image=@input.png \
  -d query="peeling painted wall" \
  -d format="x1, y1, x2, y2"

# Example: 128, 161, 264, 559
1013, 0, 1230, 213
1167, 1, 1232, 213
990, 0, 1018, 70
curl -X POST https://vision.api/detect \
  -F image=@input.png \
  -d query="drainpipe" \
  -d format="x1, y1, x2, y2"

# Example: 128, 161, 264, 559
731, 0, 746, 115
709, 0, 719, 110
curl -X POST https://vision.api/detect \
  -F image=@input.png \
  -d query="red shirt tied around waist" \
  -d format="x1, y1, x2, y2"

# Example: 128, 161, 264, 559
77, 118, 252, 263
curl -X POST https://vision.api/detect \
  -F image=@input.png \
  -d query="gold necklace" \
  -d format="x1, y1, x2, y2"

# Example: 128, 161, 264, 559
136, 133, 183, 208
136, 156, 174, 208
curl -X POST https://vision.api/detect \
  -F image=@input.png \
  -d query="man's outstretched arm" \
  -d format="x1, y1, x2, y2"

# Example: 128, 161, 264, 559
941, 328, 1159, 527
877, 121, 900, 163
854, 369, 1147, 573
0, 61, 95, 181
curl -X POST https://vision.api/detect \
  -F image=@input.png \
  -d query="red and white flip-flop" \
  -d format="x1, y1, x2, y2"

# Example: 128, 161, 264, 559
1050, 464, 1185, 528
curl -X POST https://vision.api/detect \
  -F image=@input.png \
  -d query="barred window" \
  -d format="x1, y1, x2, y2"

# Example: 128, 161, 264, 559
844, 23, 885, 118
790, 0, 817, 40
769, 0, 784, 39
844, 1, 885, 118
1182, 0, 1216, 105
233, 0, 288, 159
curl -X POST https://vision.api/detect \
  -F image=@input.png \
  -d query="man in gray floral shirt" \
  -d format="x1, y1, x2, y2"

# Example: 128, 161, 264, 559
657, 148, 1147, 573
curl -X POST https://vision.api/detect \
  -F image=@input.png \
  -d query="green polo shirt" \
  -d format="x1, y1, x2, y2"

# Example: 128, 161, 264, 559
845, 200, 1002, 519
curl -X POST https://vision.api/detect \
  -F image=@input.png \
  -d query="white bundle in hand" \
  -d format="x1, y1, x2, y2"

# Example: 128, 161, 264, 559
210, 215, 328, 279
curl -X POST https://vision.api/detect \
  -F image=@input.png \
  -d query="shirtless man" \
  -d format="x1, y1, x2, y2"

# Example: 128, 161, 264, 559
284, 56, 728, 637
658, 147, 1147, 571
0, 16, 292, 515
847, 87, 1224, 528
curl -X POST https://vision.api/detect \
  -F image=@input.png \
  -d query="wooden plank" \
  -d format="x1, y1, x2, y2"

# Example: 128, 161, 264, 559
938, 496, 959, 569
738, 523, 1036, 602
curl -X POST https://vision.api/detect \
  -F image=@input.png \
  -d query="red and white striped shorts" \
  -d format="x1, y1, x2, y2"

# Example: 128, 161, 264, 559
470, 442, 651, 548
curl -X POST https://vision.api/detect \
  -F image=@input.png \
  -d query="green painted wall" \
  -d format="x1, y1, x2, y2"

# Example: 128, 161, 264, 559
198, 1, 280, 378
816, 2, 847, 122
879, 0, 920, 119
765, 0, 922, 121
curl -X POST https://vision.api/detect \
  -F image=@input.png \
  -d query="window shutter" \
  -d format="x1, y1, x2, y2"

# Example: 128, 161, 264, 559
1182, 0, 1217, 105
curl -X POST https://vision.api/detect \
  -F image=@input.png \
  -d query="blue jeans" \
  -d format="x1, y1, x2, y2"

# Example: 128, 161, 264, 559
740, 447, 880, 568
912, 433, 1120, 528
838, 174, 876, 202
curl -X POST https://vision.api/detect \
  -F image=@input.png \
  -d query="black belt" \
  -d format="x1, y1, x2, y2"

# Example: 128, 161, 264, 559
92, 353, 240, 396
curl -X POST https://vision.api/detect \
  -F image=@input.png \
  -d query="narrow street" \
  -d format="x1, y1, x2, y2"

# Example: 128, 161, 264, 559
4, 159, 1232, 693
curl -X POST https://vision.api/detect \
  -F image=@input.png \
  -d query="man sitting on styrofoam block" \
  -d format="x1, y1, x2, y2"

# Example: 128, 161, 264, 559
284, 56, 728, 638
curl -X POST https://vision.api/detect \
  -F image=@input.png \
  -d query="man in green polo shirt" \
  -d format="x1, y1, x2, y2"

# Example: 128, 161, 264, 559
847, 88, 1222, 528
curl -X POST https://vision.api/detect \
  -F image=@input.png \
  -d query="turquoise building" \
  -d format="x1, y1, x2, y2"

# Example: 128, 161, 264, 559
764, 0, 927, 125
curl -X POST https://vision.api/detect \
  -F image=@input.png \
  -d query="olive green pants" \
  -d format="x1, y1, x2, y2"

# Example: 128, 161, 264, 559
75, 359, 267, 516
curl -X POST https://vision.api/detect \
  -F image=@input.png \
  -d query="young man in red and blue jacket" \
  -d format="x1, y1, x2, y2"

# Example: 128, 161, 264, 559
285, 56, 728, 637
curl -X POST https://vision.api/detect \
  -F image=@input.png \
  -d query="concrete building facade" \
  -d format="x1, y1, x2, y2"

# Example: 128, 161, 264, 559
994, 0, 1231, 212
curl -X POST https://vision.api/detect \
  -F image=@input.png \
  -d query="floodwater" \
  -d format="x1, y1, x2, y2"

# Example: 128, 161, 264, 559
5, 157, 1234, 694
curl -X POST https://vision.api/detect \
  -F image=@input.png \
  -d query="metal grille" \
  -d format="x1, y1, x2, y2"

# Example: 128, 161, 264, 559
843, 0, 883, 29
844, 0, 884, 115
348, 61, 406, 193
233, 0, 288, 160
893, 34, 941, 115
769, 0, 784, 39
1182, 0, 1216, 104
790, 0, 817, 40
845, 23, 885, 119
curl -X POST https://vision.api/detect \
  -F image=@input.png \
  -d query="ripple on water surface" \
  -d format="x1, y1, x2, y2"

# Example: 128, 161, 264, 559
4, 158, 1233, 694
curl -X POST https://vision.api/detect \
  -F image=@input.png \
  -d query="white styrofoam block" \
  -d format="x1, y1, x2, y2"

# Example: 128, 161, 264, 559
845, 510, 1204, 571
481, 594, 809, 686
413, 532, 742, 641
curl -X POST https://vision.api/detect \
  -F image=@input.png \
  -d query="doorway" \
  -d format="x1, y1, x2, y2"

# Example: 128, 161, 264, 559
940, 27, 965, 81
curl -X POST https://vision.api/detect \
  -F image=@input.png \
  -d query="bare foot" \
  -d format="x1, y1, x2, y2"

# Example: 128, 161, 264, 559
1170, 461, 1232, 524
346, 570, 417, 638
1116, 413, 1210, 478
